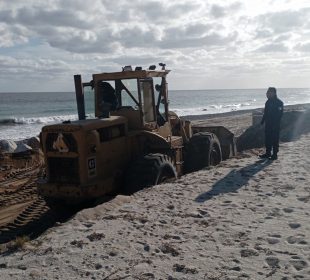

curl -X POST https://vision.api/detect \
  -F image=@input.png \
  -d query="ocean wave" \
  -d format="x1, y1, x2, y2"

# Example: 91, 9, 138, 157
209, 105, 223, 109
171, 102, 254, 116
0, 115, 78, 126
222, 102, 252, 109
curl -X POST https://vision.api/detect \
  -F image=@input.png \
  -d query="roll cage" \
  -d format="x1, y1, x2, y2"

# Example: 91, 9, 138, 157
74, 69, 170, 128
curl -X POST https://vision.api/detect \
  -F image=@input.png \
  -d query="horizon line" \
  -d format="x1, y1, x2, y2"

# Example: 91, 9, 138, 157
1, 87, 309, 94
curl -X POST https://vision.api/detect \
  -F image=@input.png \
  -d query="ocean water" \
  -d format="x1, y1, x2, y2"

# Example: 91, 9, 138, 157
0, 88, 309, 140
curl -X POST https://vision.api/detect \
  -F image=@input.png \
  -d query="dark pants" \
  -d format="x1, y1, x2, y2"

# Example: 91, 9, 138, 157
265, 123, 280, 155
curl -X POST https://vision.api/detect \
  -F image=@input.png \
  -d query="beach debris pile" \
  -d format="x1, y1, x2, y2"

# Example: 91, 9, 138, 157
237, 109, 310, 151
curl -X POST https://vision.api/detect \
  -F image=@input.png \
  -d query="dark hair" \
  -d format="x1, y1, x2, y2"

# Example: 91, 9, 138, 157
98, 82, 117, 110
99, 81, 114, 92
268, 87, 277, 95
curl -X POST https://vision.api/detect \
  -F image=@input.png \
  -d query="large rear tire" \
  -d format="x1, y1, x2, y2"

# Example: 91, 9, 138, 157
123, 153, 177, 194
184, 132, 222, 173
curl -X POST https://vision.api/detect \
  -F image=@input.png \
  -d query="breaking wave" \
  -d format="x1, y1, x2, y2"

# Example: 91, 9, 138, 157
170, 102, 256, 116
0, 115, 78, 126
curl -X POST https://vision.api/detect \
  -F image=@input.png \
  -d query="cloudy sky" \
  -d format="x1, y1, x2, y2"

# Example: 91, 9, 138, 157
0, 0, 310, 92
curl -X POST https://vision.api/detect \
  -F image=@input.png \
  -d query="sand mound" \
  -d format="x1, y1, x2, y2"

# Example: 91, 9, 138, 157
237, 109, 310, 151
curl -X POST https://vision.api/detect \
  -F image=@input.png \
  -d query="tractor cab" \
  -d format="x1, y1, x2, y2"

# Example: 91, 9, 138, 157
74, 65, 171, 134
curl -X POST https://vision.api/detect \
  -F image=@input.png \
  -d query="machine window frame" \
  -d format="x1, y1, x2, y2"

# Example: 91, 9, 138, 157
97, 124, 126, 142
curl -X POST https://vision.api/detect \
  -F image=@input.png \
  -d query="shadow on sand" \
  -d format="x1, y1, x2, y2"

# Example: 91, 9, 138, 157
195, 159, 272, 203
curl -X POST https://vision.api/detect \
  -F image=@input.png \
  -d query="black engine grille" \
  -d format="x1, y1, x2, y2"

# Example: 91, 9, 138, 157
48, 157, 80, 184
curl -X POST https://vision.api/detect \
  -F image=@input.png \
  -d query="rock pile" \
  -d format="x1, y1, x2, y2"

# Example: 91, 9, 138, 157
0, 137, 40, 154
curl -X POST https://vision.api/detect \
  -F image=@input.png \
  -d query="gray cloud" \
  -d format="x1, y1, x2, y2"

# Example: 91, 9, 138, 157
0, 1, 219, 53
254, 29, 274, 39
210, 4, 226, 18
113, 26, 159, 48
255, 42, 289, 53
96, 0, 202, 24
210, 2, 242, 18
257, 8, 310, 34
0, 0, 310, 91
0, 55, 71, 78
274, 34, 291, 43
0, 24, 29, 47
160, 30, 237, 49
39, 27, 116, 53
295, 42, 310, 52
0, 8, 92, 29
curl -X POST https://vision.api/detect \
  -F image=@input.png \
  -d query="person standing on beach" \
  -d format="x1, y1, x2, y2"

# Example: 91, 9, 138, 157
259, 87, 284, 160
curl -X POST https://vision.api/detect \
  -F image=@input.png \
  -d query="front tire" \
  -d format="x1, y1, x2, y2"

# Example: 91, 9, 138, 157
184, 132, 222, 173
123, 153, 177, 194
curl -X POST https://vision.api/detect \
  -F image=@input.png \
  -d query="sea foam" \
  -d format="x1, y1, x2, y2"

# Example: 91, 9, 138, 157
0, 114, 78, 126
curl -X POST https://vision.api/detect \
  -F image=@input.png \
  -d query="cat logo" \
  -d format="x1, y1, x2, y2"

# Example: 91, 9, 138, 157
88, 157, 96, 177
52, 133, 69, 153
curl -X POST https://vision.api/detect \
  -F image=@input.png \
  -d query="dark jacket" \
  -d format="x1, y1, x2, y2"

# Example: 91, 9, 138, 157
261, 97, 284, 127
99, 82, 118, 110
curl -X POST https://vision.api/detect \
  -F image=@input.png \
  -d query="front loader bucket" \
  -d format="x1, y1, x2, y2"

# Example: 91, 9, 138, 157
192, 125, 236, 160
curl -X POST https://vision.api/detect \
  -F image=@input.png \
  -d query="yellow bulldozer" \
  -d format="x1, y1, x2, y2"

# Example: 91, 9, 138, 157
39, 64, 236, 203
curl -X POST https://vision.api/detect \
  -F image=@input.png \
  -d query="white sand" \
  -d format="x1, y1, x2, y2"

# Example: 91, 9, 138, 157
0, 133, 309, 279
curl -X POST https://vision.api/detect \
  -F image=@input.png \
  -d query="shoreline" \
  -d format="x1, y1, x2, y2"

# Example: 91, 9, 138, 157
181, 102, 310, 121
1, 103, 309, 143
182, 103, 310, 139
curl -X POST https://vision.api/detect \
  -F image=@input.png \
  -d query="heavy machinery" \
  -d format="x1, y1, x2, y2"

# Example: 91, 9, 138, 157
39, 64, 236, 203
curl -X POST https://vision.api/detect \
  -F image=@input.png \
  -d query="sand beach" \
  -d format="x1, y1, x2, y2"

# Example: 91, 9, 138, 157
0, 106, 309, 279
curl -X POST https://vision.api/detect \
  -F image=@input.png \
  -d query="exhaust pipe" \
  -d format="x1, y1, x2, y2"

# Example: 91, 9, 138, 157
74, 75, 86, 120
